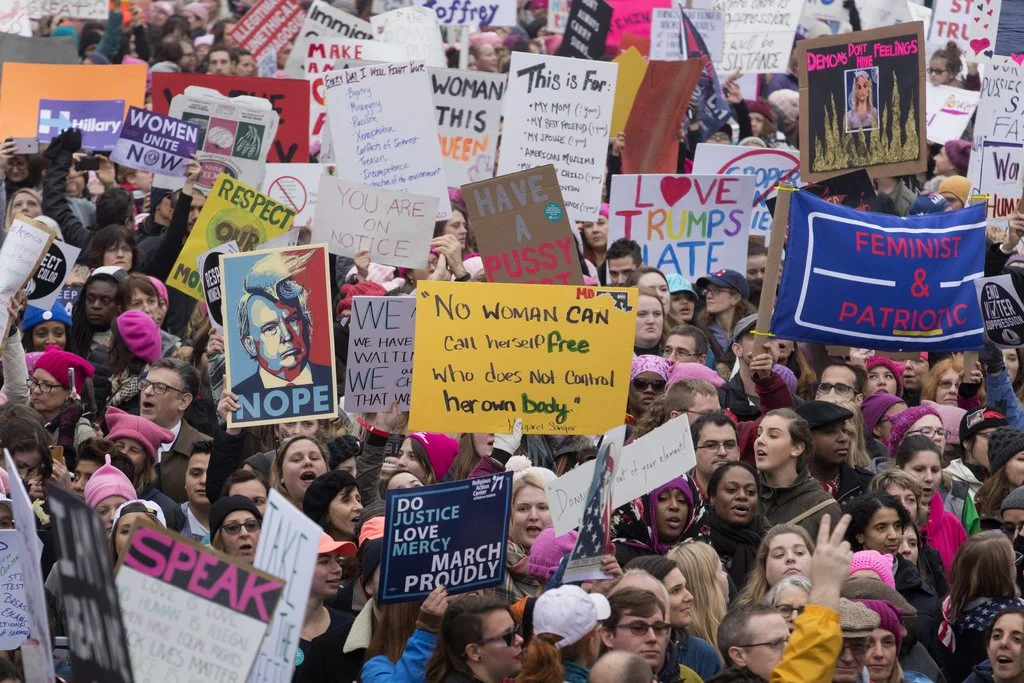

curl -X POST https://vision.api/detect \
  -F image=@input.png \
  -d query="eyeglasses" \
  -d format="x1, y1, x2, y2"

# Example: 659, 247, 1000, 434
105, 244, 133, 255
477, 624, 521, 647
686, 409, 717, 418
703, 286, 727, 297
775, 604, 805, 618
697, 440, 739, 453
739, 637, 788, 651
927, 68, 948, 75
906, 427, 940, 439
615, 621, 672, 637
140, 379, 184, 396
938, 380, 960, 391
816, 382, 855, 397
664, 348, 698, 359
221, 519, 260, 535
27, 378, 63, 393
632, 378, 666, 392
841, 639, 870, 655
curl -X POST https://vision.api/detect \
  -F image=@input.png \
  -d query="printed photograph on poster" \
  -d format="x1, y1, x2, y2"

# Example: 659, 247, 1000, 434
222, 245, 337, 428
798, 23, 927, 182
844, 67, 880, 133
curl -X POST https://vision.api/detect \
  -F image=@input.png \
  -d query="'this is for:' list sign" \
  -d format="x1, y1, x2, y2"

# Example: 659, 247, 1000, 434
409, 282, 637, 435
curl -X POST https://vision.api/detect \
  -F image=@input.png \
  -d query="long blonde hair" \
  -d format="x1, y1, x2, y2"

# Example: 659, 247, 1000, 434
667, 542, 727, 647
734, 524, 815, 607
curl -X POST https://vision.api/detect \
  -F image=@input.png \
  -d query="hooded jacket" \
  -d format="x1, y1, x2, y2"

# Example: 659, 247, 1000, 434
962, 660, 995, 683
760, 469, 842, 537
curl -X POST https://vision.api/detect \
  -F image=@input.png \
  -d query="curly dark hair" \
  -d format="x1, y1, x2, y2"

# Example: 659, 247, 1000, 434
844, 492, 911, 551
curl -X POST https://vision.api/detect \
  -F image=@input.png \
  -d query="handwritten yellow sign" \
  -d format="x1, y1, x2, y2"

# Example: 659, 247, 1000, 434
168, 173, 295, 300
409, 282, 637, 435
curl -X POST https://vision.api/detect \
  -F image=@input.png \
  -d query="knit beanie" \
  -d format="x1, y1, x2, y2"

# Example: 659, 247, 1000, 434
938, 175, 971, 206
327, 435, 361, 469
183, 1, 210, 22
944, 139, 972, 176
21, 302, 72, 333
1001, 485, 1024, 512
84, 454, 137, 509
849, 550, 896, 588
861, 393, 905, 438
147, 276, 169, 305
302, 470, 358, 525
505, 455, 557, 486
209, 495, 262, 538
745, 99, 775, 125
854, 599, 904, 652
105, 406, 174, 464
33, 345, 94, 395
865, 356, 905, 394
922, 400, 966, 446
666, 361, 725, 389
408, 432, 459, 481
115, 310, 162, 364
987, 426, 1024, 474
337, 281, 387, 315
888, 405, 941, 458
526, 526, 578, 582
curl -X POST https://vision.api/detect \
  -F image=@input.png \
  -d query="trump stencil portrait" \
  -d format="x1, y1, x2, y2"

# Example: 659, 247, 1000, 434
222, 244, 337, 427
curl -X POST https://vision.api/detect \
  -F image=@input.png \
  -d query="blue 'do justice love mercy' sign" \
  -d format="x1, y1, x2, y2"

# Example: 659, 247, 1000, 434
771, 190, 986, 352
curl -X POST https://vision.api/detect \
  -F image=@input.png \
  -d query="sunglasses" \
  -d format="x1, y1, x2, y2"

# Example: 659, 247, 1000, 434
478, 624, 521, 647
632, 378, 666, 391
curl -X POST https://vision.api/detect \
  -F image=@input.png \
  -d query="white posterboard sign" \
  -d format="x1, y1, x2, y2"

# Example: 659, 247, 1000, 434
968, 62, 1024, 195
0, 216, 55, 349
370, 6, 447, 68
261, 163, 337, 225
283, 0, 376, 77
0, 530, 28, 651
498, 52, 617, 222
712, 0, 803, 74
682, 6, 725, 62
928, 0, 971, 56
430, 68, 505, 185
344, 296, 416, 411
651, 8, 685, 61
978, 139, 1022, 229
926, 82, 980, 145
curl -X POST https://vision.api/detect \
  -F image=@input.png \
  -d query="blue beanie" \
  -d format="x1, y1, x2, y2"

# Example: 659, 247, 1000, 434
51, 25, 79, 49
22, 302, 72, 333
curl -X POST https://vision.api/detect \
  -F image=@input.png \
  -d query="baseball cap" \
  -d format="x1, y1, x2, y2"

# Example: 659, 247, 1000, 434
665, 273, 697, 298
532, 584, 611, 648
318, 532, 357, 557
960, 407, 1008, 443
908, 193, 948, 216
696, 269, 749, 300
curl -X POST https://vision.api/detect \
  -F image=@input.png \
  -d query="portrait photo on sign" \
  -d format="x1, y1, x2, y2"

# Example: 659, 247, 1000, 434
221, 244, 337, 428
844, 67, 880, 133
798, 23, 927, 182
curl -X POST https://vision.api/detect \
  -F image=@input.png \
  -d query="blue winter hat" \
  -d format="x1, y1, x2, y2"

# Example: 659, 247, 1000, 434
908, 193, 949, 216
21, 302, 72, 332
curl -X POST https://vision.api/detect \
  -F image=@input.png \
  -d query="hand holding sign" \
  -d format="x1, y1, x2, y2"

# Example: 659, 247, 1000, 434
749, 343, 774, 379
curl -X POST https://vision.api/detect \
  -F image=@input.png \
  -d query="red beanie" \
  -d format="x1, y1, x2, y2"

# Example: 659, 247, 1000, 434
338, 281, 387, 315
745, 99, 775, 125
34, 345, 94, 394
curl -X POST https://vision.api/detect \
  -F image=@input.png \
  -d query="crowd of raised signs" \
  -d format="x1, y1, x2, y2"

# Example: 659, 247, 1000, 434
4, 0, 1024, 682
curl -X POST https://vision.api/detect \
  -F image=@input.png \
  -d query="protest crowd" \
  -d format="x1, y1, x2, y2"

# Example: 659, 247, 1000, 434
3, 0, 1024, 682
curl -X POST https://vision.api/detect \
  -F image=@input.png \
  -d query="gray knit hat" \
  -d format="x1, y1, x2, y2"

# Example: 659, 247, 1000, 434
1001, 485, 1024, 512
987, 427, 1024, 474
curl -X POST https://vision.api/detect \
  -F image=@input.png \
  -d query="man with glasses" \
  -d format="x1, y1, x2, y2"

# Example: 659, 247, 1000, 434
719, 313, 791, 423
662, 325, 709, 366
139, 358, 211, 503
797, 401, 873, 506
716, 605, 791, 679
600, 588, 703, 683
690, 412, 740, 499
834, 599, 880, 683
949, 407, 1008, 496
816, 362, 867, 407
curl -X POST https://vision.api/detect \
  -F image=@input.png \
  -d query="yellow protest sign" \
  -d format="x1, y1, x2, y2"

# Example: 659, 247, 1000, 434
168, 174, 295, 300
409, 282, 637, 435
611, 47, 648, 137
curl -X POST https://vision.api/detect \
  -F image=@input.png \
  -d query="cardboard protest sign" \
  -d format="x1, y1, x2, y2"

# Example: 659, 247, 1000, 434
36, 98, 124, 152
379, 472, 512, 604
115, 518, 285, 683
0, 531, 28, 650
606, 0, 671, 53
608, 174, 754, 279
233, 0, 305, 58
324, 62, 451, 219
0, 216, 55, 351
4, 452, 53, 682
978, 139, 1022, 228
610, 47, 648, 136
714, 0, 803, 73
926, 82, 980, 145
248, 490, 320, 683
0, 63, 145, 140
462, 166, 584, 286
169, 174, 294, 299
25, 239, 81, 311
562, 428, 622, 583
111, 107, 201, 177
283, 0, 375, 77
797, 22, 927, 182
968, 63, 1024, 194
547, 414, 695, 534
198, 241, 239, 333
770, 190, 987, 352
345, 296, 416, 411
500, 53, 617, 221
261, 163, 336, 225
430, 69, 505, 185
46, 485, 133, 683
222, 245, 337, 428
650, 8, 684, 61
151, 73, 308, 164
556, 0, 614, 60
370, 7, 447, 68
691, 144, 803, 237
622, 59, 704, 173
929, 0, 972, 56
28, 0, 106, 20
409, 281, 637, 434
976, 274, 1024, 348
682, 7, 724, 62
414, 0, 516, 25
312, 176, 438, 267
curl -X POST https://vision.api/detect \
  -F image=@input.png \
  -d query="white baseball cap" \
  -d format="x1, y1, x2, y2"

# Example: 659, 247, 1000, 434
532, 585, 611, 649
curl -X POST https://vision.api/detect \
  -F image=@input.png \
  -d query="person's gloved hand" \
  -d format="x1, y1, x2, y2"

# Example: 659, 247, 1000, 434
43, 128, 82, 162
981, 340, 1006, 377
493, 419, 523, 459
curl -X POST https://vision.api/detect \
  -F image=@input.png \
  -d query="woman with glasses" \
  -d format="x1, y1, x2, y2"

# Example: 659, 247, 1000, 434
895, 436, 967, 575
627, 355, 669, 426
703, 460, 763, 592
976, 427, 1024, 518
210, 495, 263, 563
29, 345, 96, 453
612, 475, 702, 566
766, 575, 810, 632
424, 594, 522, 683
85, 225, 139, 272
633, 287, 670, 356
695, 269, 755, 371
946, 532, 1024, 683
928, 41, 976, 88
